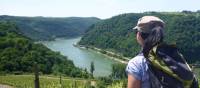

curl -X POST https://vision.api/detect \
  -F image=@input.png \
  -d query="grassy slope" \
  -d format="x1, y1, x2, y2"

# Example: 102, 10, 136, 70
0, 75, 95, 88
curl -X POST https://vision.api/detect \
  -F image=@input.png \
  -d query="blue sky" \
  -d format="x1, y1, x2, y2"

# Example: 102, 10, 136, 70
0, 0, 200, 19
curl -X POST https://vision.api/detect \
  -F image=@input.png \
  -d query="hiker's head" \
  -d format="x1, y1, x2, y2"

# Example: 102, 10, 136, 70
133, 16, 165, 56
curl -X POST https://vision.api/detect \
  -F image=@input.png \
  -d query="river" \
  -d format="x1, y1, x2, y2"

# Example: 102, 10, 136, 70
40, 37, 117, 77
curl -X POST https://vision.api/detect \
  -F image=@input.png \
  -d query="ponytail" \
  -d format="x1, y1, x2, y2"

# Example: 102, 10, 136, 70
142, 26, 164, 58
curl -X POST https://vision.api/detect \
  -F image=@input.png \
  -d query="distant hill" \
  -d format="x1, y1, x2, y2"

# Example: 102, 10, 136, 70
79, 12, 200, 63
0, 15, 100, 40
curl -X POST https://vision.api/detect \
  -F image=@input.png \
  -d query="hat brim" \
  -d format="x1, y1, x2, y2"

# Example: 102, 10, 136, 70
132, 26, 138, 30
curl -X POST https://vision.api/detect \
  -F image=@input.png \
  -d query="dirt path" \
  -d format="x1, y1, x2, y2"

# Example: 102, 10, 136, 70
0, 84, 13, 88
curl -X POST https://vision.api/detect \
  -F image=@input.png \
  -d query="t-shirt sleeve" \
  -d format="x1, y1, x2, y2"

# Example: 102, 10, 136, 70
126, 58, 142, 81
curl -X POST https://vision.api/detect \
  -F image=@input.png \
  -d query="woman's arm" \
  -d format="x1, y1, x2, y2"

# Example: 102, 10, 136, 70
128, 74, 141, 88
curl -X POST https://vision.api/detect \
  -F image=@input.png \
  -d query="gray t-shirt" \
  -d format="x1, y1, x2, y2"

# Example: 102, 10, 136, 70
126, 53, 150, 88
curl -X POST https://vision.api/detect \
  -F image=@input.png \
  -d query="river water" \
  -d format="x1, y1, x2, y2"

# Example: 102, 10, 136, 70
41, 37, 117, 77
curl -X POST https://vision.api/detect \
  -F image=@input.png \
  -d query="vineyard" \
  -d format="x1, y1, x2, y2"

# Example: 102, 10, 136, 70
0, 68, 199, 88
0, 75, 199, 88
0, 75, 95, 88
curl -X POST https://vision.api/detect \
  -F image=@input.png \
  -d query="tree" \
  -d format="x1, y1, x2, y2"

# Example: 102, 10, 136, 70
110, 63, 126, 79
90, 61, 95, 78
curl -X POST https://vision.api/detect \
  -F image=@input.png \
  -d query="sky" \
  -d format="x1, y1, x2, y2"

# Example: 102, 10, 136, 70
0, 0, 200, 19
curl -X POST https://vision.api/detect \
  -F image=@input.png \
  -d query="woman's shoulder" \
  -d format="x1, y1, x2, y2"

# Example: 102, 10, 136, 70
128, 53, 147, 65
126, 53, 149, 81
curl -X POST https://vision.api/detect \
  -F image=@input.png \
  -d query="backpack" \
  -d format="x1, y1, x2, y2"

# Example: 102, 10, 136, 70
145, 43, 199, 88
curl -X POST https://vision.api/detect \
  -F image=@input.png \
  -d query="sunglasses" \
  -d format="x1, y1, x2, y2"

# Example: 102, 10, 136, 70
133, 28, 139, 35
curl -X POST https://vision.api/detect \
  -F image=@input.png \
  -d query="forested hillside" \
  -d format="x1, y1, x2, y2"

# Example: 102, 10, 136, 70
0, 15, 100, 40
0, 21, 89, 78
79, 12, 200, 63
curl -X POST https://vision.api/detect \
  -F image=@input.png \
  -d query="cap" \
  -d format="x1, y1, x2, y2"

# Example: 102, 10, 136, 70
133, 16, 165, 33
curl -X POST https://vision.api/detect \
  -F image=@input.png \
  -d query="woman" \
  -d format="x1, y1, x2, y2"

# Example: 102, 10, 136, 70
126, 16, 165, 88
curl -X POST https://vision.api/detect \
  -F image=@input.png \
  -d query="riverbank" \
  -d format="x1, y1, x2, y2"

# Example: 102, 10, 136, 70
73, 44, 129, 64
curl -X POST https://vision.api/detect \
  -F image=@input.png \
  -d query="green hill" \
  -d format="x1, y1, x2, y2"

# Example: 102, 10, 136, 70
79, 12, 200, 63
0, 15, 100, 40
0, 21, 89, 78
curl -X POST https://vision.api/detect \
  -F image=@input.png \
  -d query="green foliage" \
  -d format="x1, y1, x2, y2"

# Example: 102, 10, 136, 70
0, 15, 100, 40
96, 77, 113, 88
0, 21, 89, 78
197, 79, 200, 87
110, 63, 127, 79
107, 79, 127, 88
95, 63, 127, 88
79, 12, 200, 63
